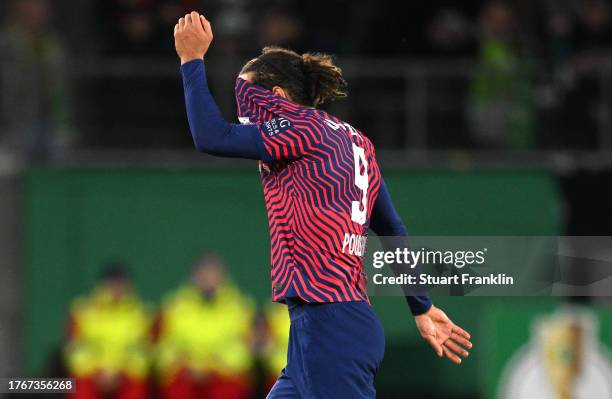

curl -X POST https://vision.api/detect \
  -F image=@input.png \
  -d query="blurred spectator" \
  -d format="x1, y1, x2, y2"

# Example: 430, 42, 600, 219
425, 8, 476, 58
573, 0, 612, 69
537, 0, 611, 149
0, 0, 73, 162
65, 261, 152, 399
251, 304, 290, 391
98, 0, 254, 57
207, 0, 253, 56
100, 0, 161, 55
155, 254, 254, 399
256, 8, 304, 52
546, 9, 574, 70
467, 0, 535, 148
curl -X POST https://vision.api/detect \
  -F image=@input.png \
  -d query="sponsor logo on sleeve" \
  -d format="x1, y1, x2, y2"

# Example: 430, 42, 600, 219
262, 117, 291, 137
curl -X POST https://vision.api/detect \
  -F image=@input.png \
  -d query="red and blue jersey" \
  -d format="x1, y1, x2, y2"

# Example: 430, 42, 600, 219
235, 78, 382, 303
181, 60, 431, 313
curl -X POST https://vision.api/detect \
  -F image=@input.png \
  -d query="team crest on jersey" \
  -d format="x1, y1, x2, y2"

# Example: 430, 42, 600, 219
262, 117, 291, 137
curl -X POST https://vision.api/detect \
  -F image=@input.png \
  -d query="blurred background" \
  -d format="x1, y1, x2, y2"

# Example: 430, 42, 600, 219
0, 0, 611, 398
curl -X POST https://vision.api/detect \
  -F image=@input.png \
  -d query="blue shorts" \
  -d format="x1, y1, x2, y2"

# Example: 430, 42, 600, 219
267, 299, 386, 399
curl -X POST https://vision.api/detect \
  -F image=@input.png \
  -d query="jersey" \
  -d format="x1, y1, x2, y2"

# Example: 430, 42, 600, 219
235, 78, 382, 303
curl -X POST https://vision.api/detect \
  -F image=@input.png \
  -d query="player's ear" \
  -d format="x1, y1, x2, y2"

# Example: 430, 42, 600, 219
272, 86, 289, 100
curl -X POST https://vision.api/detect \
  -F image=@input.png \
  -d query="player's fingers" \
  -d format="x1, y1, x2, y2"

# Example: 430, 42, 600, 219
200, 15, 213, 36
189, 11, 202, 31
184, 13, 193, 26
174, 24, 178, 34
424, 336, 443, 357
444, 339, 469, 358
451, 332, 472, 349
178, 17, 185, 28
190, 11, 203, 32
453, 324, 471, 340
442, 345, 462, 365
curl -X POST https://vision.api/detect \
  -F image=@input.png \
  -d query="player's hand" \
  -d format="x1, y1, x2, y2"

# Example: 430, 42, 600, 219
174, 11, 213, 65
414, 305, 472, 364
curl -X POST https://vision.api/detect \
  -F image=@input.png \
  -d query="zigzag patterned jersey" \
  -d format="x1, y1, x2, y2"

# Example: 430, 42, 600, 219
235, 78, 382, 303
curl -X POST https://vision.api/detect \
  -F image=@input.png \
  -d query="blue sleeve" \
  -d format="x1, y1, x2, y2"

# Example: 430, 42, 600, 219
181, 59, 271, 162
370, 179, 433, 316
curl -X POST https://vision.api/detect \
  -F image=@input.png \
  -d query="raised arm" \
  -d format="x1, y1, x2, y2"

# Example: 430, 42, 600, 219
370, 179, 472, 364
175, 12, 270, 161
181, 60, 269, 160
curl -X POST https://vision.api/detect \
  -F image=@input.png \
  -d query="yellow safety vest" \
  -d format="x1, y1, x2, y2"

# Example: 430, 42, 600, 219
261, 303, 290, 375
65, 287, 152, 378
156, 284, 254, 378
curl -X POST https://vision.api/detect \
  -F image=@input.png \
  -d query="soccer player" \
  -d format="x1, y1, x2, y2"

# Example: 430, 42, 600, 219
174, 12, 472, 399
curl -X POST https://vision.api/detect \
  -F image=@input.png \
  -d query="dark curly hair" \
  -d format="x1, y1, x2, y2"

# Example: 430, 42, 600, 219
240, 46, 348, 107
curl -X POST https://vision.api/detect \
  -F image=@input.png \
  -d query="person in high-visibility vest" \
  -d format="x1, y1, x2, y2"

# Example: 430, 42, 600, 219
65, 262, 152, 399
155, 254, 255, 399
251, 303, 291, 391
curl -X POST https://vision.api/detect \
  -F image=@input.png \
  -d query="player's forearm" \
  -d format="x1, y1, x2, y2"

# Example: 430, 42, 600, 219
370, 180, 432, 315
384, 239, 433, 315
180, 59, 263, 159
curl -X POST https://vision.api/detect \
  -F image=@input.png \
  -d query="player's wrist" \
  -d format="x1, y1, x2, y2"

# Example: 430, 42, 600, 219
180, 55, 204, 65
413, 303, 435, 318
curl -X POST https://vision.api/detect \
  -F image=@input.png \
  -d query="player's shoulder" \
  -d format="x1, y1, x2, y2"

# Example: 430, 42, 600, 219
265, 109, 327, 138
317, 111, 374, 143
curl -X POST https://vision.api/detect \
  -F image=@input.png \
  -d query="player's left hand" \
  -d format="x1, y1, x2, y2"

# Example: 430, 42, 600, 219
415, 305, 472, 364
174, 11, 213, 65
